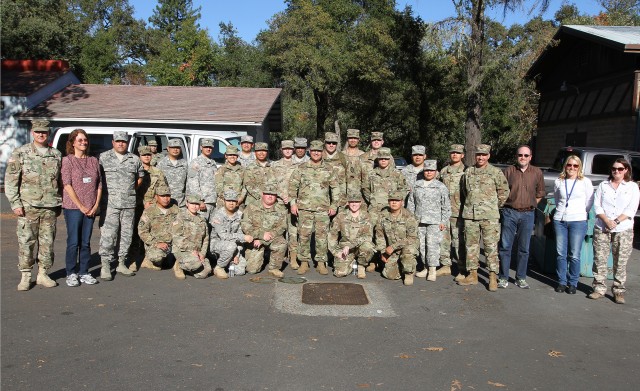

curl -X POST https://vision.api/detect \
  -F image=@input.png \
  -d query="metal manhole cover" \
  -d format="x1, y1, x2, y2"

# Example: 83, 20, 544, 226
301, 283, 369, 305
279, 276, 307, 284
249, 276, 277, 284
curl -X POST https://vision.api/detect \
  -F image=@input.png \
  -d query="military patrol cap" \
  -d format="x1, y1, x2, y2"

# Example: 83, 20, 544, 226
186, 193, 203, 204
371, 131, 383, 141
424, 160, 437, 171
262, 182, 278, 195
167, 139, 182, 148
225, 145, 239, 155
347, 191, 363, 202
346, 129, 360, 138
411, 145, 426, 155
254, 142, 268, 151
324, 132, 339, 143
147, 140, 158, 147
294, 137, 308, 148
241, 135, 254, 143
201, 138, 214, 147
138, 146, 152, 155
155, 183, 171, 196
309, 140, 324, 151
31, 120, 51, 132
388, 191, 404, 200
450, 144, 465, 153
281, 140, 294, 149
377, 147, 392, 159
113, 131, 128, 142
476, 144, 491, 154
223, 189, 239, 201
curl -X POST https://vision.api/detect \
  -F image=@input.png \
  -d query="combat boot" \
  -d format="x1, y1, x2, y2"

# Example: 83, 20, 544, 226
36, 267, 56, 288
17, 271, 31, 291
357, 265, 366, 279
100, 261, 113, 281
289, 252, 299, 270
269, 269, 284, 278
116, 258, 135, 276
195, 259, 212, 279
141, 257, 161, 271
454, 272, 466, 282
415, 269, 428, 278
427, 267, 437, 281
365, 262, 376, 272
316, 262, 329, 275
213, 265, 228, 279
457, 269, 478, 286
128, 260, 138, 272
173, 261, 186, 280
614, 293, 625, 304
488, 271, 498, 291
297, 261, 309, 275
436, 265, 451, 276
404, 272, 414, 286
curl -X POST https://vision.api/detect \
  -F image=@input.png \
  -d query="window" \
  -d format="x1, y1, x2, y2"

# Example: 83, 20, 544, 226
57, 134, 114, 158
591, 154, 623, 176
630, 156, 640, 182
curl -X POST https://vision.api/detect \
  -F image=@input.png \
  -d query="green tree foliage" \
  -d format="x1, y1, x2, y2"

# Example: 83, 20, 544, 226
214, 22, 272, 87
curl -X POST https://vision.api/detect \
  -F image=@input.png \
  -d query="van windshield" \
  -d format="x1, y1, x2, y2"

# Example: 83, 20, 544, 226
226, 136, 241, 147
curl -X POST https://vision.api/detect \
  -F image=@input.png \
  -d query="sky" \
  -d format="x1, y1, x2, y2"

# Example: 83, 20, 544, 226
129, 0, 606, 43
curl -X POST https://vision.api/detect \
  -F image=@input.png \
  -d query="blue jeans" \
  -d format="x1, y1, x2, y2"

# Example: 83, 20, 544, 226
63, 209, 96, 275
498, 208, 535, 280
553, 219, 588, 287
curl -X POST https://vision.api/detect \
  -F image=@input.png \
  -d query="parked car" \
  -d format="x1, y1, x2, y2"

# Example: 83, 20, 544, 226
394, 157, 407, 171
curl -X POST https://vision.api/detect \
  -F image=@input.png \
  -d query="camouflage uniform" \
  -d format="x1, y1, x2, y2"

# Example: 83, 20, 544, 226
238, 152, 256, 167
363, 150, 408, 225
241, 199, 288, 273
137, 202, 179, 266
187, 153, 218, 222
292, 155, 310, 164
328, 207, 375, 277
172, 207, 209, 272
461, 161, 510, 273
214, 162, 245, 206
439, 162, 466, 267
209, 205, 247, 272
402, 164, 424, 193
375, 207, 419, 280
139, 165, 168, 206
272, 153, 302, 263
156, 155, 188, 207
323, 149, 347, 195
5, 141, 62, 271
243, 161, 274, 207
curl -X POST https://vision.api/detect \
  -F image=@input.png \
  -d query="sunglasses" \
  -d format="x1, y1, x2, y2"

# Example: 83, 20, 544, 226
565, 164, 579, 169
517, 154, 530, 157
325, 142, 337, 145
611, 166, 626, 172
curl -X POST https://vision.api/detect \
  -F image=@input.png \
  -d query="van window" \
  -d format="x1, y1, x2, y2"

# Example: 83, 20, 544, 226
630, 157, 640, 181
57, 133, 114, 157
591, 154, 623, 175
226, 136, 241, 147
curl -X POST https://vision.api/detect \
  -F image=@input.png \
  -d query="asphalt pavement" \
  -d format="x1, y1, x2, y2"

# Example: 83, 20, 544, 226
2, 197, 639, 390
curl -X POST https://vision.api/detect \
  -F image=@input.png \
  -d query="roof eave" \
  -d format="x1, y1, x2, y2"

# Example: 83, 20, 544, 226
17, 116, 264, 127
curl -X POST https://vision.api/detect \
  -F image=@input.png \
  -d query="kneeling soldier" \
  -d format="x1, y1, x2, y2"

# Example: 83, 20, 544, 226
328, 192, 375, 278
375, 191, 419, 286
241, 183, 288, 277
137, 184, 178, 270
171, 194, 211, 279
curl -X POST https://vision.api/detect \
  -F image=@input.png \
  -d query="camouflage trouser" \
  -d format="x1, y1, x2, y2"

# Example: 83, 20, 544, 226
464, 218, 500, 273
592, 227, 633, 295
198, 203, 215, 225
440, 216, 465, 268
368, 204, 385, 227
245, 236, 288, 273
16, 205, 58, 270
99, 207, 135, 263
210, 240, 240, 268
286, 212, 299, 257
419, 224, 443, 268
333, 241, 375, 277
174, 251, 205, 272
298, 210, 330, 263
144, 244, 171, 266
382, 248, 417, 280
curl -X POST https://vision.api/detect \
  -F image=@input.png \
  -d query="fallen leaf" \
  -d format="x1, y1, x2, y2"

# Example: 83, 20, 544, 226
548, 350, 564, 357
396, 353, 414, 359
287, 355, 296, 360
191, 363, 203, 367
488, 381, 506, 387
451, 379, 462, 391
423, 347, 444, 352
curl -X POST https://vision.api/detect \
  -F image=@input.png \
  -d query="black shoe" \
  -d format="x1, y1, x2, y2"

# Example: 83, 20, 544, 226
555, 284, 567, 293
566, 285, 576, 294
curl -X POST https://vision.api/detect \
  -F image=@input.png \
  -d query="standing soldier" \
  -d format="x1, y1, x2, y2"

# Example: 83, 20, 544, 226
187, 138, 218, 223
243, 142, 274, 207
209, 190, 252, 279
361, 131, 395, 171
148, 139, 161, 166
214, 145, 245, 206
241, 184, 288, 276
328, 192, 375, 278
407, 160, 451, 281
238, 135, 256, 167
363, 147, 408, 224
402, 145, 427, 192
458, 144, 510, 291
440, 144, 467, 280
98, 131, 144, 280
171, 194, 211, 280
323, 132, 347, 195
289, 140, 345, 275
375, 191, 419, 286
340, 128, 366, 195
156, 139, 188, 207
5, 120, 62, 290
137, 184, 179, 270
292, 137, 310, 164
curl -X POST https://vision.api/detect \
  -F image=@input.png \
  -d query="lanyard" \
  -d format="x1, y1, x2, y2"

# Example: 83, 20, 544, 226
564, 178, 578, 208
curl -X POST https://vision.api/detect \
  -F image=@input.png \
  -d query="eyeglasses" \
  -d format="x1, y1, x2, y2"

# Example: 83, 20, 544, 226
517, 154, 530, 157
75, 139, 88, 144
325, 142, 337, 145
611, 166, 626, 172
565, 164, 579, 169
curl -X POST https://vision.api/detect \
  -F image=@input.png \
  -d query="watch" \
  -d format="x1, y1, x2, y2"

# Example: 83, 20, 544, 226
614, 218, 620, 224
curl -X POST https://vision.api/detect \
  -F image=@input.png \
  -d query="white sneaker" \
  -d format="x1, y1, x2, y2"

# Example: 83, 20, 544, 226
66, 273, 79, 287
79, 274, 98, 285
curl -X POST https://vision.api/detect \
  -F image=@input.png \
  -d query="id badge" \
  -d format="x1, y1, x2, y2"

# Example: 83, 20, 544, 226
82, 177, 92, 184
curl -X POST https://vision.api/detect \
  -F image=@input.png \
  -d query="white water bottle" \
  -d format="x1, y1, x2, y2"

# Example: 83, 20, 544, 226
229, 264, 235, 277
352, 262, 358, 276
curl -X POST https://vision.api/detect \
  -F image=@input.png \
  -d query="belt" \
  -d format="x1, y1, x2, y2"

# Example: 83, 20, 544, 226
507, 206, 534, 212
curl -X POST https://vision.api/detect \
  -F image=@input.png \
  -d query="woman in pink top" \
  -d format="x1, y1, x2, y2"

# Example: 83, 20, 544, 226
61, 129, 102, 287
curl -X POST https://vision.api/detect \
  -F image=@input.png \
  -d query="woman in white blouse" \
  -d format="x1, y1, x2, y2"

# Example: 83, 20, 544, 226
589, 158, 639, 304
553, 155, 594, 294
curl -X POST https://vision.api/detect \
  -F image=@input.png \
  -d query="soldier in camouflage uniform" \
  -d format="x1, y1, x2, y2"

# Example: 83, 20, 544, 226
243, 142, 274, 207
5, 120, 62, 290
340, 129, 367, 196
458, 144, 510, 291
440, 144, 467, 280
328, 192, 375, 278
238, 135, 256, 167
292, 137, 310, 164
323, 132, 347, 194
407, 160, 451, 281
361, 131, 395, 172
271, 140, 302, 269
98, 131, 144, 280
363, 147, 408, 224
402, 145, 427, 193
375, 191, 419, 286
214, 145, 246, 206
241, 183, 288, 276
209, 189, 251, 279
148, 140, 161, 167
187, 138, 218, 223
289, 140, 345, 275
171, 194, 211, 280
137, 183, 179, 270
156, 139, 188, 207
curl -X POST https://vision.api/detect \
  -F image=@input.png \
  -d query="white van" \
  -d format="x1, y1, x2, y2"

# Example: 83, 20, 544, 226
51, 127, 244, 165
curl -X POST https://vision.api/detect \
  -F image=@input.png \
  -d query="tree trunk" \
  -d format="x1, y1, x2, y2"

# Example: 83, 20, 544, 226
464, 0, 485, 166
314, 89, 329, 139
